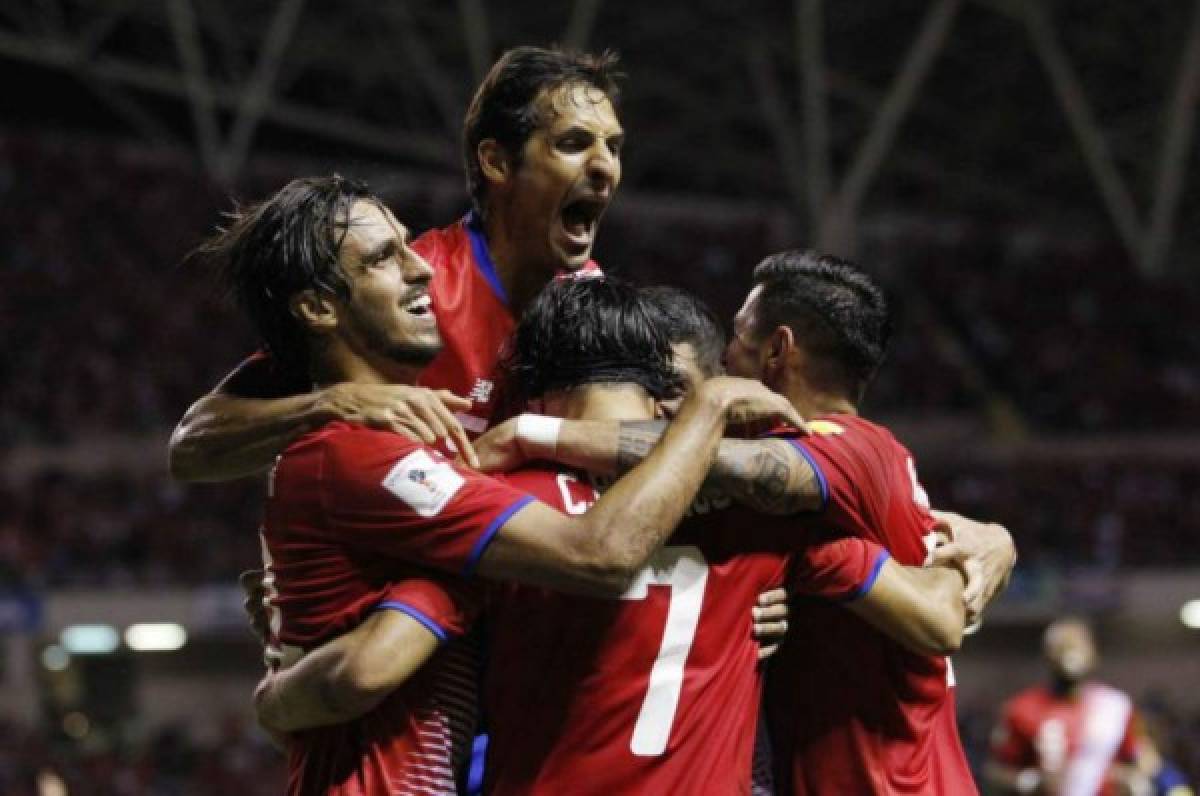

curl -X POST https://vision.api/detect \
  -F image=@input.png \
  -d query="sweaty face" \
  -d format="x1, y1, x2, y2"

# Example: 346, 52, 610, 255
504, 83, 624, 271
724, 285, 766, 380
334, 201, 441, 368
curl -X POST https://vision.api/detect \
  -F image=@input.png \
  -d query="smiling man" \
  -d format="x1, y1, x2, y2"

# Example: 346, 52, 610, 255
169, 46, 626, 480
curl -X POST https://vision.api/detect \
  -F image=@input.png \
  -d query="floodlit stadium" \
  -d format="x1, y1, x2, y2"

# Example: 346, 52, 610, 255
0, 1, 1197, 792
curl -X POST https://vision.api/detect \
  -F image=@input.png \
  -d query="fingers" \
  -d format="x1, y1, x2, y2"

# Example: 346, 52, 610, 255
757, 588, 788, 607
757, 642, 781, 661
929, 542, 967, 566
753, 619, 789, 639
752, 602, 789, 624
434, 390, 472, 412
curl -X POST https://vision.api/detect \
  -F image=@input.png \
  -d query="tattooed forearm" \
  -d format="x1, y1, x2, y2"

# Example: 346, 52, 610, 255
615, 422, 822, 515
711, 439, 822, 515
615, 420, 668, 473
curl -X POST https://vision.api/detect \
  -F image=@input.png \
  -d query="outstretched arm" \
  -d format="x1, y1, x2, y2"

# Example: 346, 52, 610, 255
474, 379, 804, 593
169, 356, 477, 482
847, 558, 966, 656
475, 417, 823, 515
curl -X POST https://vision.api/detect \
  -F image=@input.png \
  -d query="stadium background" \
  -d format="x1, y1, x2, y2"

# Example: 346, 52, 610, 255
1, 0, 1198, 790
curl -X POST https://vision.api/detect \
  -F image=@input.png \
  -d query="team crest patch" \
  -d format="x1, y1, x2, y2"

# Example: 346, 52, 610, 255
808, 420, 845, 436
382, 450, 465, 517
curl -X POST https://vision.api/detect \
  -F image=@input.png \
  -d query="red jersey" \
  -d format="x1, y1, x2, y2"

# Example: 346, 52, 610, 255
482, 461, 883, 796
991, 683, 1138, 796
765, 414, 976, 796
262, 421, 534, 795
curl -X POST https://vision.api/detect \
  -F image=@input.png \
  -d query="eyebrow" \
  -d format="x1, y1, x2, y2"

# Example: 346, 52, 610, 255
360, 238, 397, 263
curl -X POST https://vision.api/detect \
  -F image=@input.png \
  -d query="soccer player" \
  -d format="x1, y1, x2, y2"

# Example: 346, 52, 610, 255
477, 255, 1000, 793
257, 277, 976, 794
168, 45, 627, 480
987, 617, 1154, 796
204, 174, 798, 795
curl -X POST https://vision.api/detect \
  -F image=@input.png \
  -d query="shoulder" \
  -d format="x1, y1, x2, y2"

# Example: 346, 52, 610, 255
288, 421, 428, 479
413, 219, 468, 261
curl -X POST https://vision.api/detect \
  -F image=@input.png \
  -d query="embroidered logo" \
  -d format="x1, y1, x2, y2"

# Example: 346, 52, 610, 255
468, 379, 494, 405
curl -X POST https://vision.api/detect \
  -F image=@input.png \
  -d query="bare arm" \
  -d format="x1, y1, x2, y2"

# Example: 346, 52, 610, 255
475, 417, 823, 515
169, 356, 477, 482
846, 559, 966, 656
475, 378, 804, 594
254, 610, 439, 733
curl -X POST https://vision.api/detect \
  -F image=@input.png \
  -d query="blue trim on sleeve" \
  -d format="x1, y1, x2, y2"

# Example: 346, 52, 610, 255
463, 494, 536, 577
841, 549, 891, 602
374, 601, 450, 643
464, 211, 509, 306
785, 439, 830, 512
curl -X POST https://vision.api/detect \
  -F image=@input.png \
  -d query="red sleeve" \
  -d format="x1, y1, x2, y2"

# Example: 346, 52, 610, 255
989, 700, 1035, 766
790, 536, 890, 600
374, 577, 482, 641
319, 428, 536, 577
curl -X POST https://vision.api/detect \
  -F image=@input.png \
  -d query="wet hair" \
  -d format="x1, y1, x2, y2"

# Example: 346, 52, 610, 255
643, 286, 726, 377
189, 175, 375, 375
462, 46, 622, 215
506, 276, 683, 401
751, 250, 892, 402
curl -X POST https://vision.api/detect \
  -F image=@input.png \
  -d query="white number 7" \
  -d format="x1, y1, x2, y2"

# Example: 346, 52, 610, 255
619, 545, 709, 756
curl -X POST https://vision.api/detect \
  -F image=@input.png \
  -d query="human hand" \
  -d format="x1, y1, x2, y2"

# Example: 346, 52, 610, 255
316, 384, 479, 468
697, 377, 808, 435
239, 568, 271, 647
473, 417, 526, 473
752, 588, 790, 661
929, 510, 1015, 623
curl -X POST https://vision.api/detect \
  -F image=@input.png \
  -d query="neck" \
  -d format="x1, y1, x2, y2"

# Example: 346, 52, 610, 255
481, 205, 555, 316
311, 344, 422, 389
776, 375, 857, 420
542, 384, 656, 422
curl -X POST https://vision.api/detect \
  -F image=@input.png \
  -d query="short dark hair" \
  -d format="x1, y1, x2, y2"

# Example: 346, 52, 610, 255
751, 250, 892, 402
462, 46, 622, 214
643, 286, 726, 377
506, 276, 683, 402
189, 175, 375, 375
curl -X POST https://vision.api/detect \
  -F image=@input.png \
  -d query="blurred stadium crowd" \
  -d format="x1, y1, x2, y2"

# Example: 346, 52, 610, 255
1, 130, 1198, 788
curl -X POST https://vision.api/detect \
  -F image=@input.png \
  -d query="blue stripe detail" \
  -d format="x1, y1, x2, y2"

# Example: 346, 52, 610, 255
464, 495, 536, 576
374, 601, 449, 643
467, 732, 489, 795
463, 211, 508, 305
786, 439, 830, 512
842, 549, 891, 602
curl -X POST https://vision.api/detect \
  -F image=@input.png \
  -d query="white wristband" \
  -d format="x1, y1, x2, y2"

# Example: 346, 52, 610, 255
516, 414, 562, 460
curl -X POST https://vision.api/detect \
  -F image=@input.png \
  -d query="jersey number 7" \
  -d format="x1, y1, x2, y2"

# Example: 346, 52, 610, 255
619, 545, 710, 756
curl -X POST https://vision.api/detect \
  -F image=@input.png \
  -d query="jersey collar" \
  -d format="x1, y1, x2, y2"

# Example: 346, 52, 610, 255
463, 210, 509, 306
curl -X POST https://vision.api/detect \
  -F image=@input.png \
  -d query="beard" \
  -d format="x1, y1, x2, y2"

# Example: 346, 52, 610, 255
347, 302, 442, 370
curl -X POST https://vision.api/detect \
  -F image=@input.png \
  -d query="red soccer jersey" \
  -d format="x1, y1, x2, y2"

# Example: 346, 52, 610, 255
764, 414, 977, 796
991, 683, 1139, 796
262, 421, 534, 796
481, 461, 883, 796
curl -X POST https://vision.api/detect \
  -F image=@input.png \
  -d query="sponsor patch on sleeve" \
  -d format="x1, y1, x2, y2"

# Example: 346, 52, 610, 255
382, 449, 465, 518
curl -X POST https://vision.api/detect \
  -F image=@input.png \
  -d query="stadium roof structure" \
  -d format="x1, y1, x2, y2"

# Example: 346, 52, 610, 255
1, 0, 1197, 277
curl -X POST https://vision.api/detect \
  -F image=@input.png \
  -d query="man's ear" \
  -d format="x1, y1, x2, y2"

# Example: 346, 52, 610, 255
477, 139, 512, 186
763, 325, 796, 383
290, 289, 338, 334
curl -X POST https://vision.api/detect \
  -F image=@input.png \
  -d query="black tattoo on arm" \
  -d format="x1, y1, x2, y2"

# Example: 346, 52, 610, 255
615, 422, 823, 515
